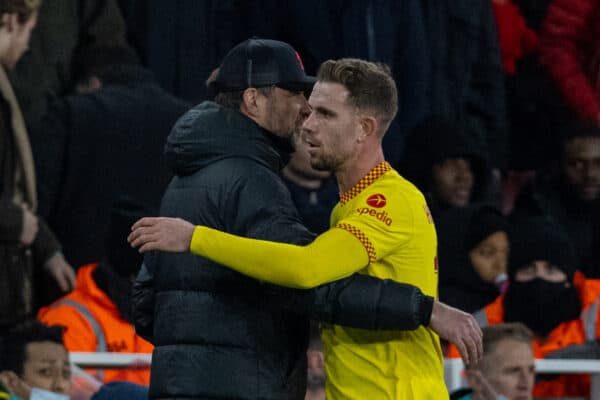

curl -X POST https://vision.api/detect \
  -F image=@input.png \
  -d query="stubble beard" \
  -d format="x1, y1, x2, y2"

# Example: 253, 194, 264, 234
310, 153, 337, 173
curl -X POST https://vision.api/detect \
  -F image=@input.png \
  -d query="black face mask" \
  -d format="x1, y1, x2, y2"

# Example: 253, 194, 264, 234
504, 278, 581, 337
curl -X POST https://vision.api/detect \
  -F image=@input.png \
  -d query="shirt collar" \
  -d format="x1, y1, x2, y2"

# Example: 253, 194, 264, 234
339, 161, 392, 205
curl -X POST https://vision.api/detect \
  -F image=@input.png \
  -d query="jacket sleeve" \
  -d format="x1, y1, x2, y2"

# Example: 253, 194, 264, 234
539, 0, 600, 121
0, 197, 23, 241
131, 261, 155, 343
223, 160, 433, 330
190, 226, 370, 289
31, 217, 61, 267
266, 275, 434, 331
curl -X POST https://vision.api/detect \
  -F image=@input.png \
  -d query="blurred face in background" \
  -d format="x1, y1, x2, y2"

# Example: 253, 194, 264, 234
562, 136, 600, 202
0, 11, 37, 69
431, 158, 474, 207
22, 341, 71, 395
476, 338, 535, 400
469, 231, 509, 283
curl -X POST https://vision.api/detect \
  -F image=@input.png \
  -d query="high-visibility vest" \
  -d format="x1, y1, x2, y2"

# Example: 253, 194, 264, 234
39, 264, 153, 385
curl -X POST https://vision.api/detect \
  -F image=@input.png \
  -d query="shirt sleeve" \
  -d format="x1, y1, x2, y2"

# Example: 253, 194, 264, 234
190, 225, 370, 289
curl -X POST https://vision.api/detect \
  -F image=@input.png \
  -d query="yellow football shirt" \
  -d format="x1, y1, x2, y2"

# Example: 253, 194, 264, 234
321, 161, 446, 399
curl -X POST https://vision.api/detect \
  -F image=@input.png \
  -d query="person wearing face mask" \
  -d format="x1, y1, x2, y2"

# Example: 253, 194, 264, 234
37, 198, 153, 386
438, 205, 509, 314
448, 216, 600, 397
0, 320, 70, 400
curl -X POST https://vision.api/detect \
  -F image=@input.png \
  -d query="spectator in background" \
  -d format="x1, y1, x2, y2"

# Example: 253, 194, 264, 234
0, 320, 70, 400
0, 0, 75, 330
420, 0, 507, 171
282, 135, 338, 235
449, 217, 600, 398
38, 198, 153, 386
451, 323, 535, 400
400, 116, 493, 218
438, 205, 509, 314
539, 0, 600, 125
29, 45, 189, 268
9, 0, 130, 129
512, 123, 600, 277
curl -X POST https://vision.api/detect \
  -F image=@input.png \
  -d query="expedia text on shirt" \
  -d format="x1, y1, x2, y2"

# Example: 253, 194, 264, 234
356, 207, 393, 226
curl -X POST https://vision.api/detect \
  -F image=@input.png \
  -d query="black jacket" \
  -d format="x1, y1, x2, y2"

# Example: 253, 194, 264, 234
30, 66, 190, 267
134, 102, 434, 399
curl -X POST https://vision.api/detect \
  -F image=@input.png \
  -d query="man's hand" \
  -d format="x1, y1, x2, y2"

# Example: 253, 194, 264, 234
429, 301, 483, 366
20, 207, 39, 246
0, 370, 32, 399
44, 253, 76, 292
128, 217, 195, 253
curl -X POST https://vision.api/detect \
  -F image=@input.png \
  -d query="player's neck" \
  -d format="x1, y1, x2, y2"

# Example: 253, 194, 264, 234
335, 148, 385, 194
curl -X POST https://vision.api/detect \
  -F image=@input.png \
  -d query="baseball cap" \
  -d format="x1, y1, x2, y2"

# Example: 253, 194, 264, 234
211, 37, 316, 94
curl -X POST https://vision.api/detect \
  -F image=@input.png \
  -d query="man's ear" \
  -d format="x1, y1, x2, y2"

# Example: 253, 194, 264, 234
357, 115, 378, 142
241, 88, 259, 116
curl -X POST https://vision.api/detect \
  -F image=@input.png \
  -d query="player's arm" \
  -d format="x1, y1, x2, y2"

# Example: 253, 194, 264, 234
130, 218, 368, 289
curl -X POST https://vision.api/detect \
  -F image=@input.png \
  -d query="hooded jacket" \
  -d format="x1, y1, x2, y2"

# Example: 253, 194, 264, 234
135, 101, 434, 399
437, 205, 507, 313
400, 116, 492, 217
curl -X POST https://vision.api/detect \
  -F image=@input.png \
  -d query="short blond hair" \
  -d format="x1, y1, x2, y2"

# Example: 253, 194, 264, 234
317, 58, 398, 135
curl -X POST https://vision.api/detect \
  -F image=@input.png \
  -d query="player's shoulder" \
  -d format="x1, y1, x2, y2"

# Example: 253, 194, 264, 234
362, 169, 426, 207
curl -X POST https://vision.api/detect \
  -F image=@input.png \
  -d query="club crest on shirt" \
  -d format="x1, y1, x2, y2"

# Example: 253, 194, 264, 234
366, 193, 386, 208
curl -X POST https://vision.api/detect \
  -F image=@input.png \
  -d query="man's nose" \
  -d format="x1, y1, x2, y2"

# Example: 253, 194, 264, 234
302, 110, 316, 132
52, 376, 70, 394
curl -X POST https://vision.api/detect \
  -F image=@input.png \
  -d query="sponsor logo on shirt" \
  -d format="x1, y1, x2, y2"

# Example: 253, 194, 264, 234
366, 193, 387, 208
356, 207, 393, 226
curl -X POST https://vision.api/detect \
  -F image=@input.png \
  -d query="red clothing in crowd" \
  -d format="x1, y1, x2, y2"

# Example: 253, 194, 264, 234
539, 0, 600, 121
491, 0, 538, 74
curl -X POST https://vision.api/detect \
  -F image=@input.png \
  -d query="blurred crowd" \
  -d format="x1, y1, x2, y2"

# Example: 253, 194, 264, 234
1, 0, 600, 399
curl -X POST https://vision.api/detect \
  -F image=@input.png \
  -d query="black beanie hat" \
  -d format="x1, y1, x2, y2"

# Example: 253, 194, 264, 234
465, 206, 509, 252
508, 217, 576, 281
